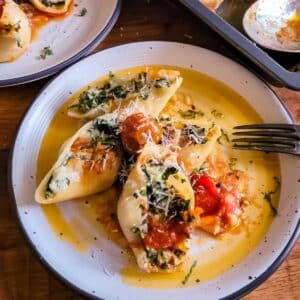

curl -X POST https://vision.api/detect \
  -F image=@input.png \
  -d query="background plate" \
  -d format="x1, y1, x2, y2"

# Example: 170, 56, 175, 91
9, 42, 300, 300
0, 0, 121, 87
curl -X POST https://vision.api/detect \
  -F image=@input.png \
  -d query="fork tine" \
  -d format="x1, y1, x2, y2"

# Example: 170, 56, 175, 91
231, 137, 296, 146
233, 124, 296, 131
233, 144, 296, 154
232, 130, 299, 139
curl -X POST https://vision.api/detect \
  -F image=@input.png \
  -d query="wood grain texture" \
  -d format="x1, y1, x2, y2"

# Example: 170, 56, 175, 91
0, 0, 299, 299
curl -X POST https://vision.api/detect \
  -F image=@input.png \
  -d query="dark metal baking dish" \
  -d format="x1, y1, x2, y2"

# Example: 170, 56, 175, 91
179, 0, 300, 90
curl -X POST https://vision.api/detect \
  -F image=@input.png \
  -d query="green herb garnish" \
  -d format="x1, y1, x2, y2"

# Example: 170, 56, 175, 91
92, 118, 120, 146
182, 260, 197, 285
217, 128, 230, 144
154, 78, 171, 88
38, 46, 53, 60
193, 166, 208, 175
162, 166, 178, 180
174, 249, 185, 257
1, 21, 21, 34
211, 109, 224, 118
181, 124, 207, 144
179, 109, 204, 119
145, 249, 158, 266
229, 157, 238, 171
45, 175, 54, 199
15, 36, 22, 48
77, 7, 87, 16
130, 226, 140, 234
41, 0, 65, 7
157, 115, 171, 123
69, 83, 129, 114
262, 177, 280, 216
69, 72, 170, 113
141, 164, 190, 221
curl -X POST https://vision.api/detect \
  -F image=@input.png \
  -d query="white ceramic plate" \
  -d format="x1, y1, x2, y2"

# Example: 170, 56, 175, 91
9, 42, 300, 300
0, 0, 121, 87
243, 1, 300, 53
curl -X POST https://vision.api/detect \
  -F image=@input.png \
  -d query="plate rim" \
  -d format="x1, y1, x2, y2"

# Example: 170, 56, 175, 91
0, 0, 122, 87
7, 41, 300, 300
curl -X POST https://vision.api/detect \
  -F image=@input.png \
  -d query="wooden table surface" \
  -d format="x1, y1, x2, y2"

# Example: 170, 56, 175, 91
0, 0, 299, 299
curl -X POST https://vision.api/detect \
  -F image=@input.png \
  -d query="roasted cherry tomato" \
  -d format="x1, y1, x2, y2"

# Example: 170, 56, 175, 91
120, 113, 163, 154
192, 173, 219, 197
191, 173, 220, 214
194, 189, 220, 214
143, 221, 190, 250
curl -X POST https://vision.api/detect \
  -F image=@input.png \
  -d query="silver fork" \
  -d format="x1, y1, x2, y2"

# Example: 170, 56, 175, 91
232, 124, 300, 156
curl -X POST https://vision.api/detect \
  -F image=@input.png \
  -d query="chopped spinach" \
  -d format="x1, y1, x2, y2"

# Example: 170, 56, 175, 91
141, 164, 190, 221
160, 262, 169, 269
174, 249, 185, 257
41, 0, 66, 7
162, 166, 178, 180
154, 78, 171, 88
69, 84, 128, 114
45, 175, 55, 199
145, 249, 158, 266
68, 72, 174, 113
93, 118, 120, 140
119, 154, 137, 184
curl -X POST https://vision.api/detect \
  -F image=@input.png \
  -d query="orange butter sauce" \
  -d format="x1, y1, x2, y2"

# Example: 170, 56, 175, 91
36, 66, 280, 288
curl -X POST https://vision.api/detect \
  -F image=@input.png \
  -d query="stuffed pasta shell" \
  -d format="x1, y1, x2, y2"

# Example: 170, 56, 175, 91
117, 144, 195, 272
35, 114, 122, 204
30, 0, 72, 15
0, 0, 31, 62
177, 124, 221, 173
158, 116, 222, 172
67, 69, 183, 119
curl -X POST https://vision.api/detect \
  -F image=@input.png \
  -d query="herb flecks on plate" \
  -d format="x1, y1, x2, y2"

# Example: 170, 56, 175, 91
211, 109, 224, 118
262, 177, 280, 216
179, 109, 204, 119
182, 260, 197, 285
37, 46, 53, 60
77, 7, 87, 16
